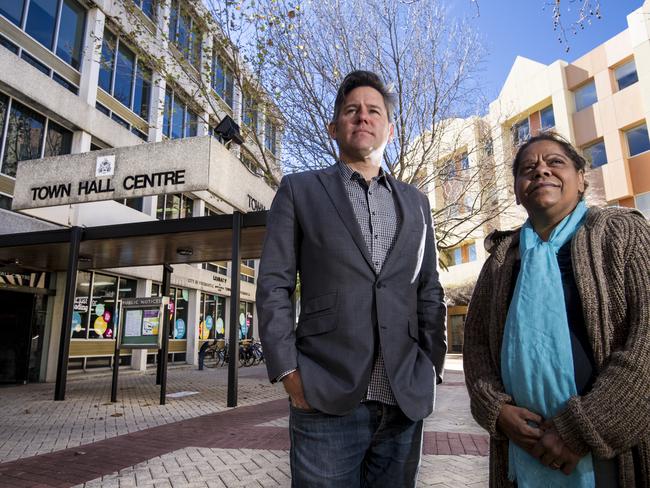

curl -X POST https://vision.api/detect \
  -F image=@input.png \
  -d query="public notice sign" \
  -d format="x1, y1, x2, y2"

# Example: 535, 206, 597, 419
118, 297, 169, 349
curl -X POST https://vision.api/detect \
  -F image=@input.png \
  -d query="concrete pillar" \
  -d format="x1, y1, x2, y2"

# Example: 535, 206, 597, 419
148, 0, 171, 143
186, 289, 201, 365
71, 130, 92, 154
130, 279, 152, 371
45, 272, 67, 382
79, 7, 105, 107
149, 72, 167, 142
143, 195, 158, 218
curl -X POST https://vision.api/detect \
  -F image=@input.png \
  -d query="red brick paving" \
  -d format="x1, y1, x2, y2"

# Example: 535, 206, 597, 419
0, 397, 488, 488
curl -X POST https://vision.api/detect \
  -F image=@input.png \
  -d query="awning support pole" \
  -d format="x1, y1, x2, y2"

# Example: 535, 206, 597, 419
227, 211, 242, 407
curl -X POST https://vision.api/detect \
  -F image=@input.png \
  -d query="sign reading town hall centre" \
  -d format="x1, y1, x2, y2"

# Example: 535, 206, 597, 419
12, 136, 275, 212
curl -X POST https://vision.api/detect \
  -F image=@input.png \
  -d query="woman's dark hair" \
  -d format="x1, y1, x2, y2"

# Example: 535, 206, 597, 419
512, 131, 590, 194
331, 70, 396, 123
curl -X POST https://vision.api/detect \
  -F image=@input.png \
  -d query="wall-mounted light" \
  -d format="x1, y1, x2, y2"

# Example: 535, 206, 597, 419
176, 247, 193, 257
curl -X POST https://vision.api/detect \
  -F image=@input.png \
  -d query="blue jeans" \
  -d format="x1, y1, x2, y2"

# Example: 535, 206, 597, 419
289, 401, 423, 487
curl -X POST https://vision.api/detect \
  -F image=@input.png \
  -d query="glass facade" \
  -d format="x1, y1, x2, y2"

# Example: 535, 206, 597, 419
1, 0, 86, 70
156, 193, 194, 220
72, 273, 136, 340
239, 301, 254, 339
199, 293, 226, 340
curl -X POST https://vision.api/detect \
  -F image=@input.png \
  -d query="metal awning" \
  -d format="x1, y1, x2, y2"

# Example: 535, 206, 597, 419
0, 212, 266, 272
0, 211, 267, 406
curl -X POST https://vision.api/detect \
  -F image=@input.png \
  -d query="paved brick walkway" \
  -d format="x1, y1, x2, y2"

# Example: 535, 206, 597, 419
0, 360, 490, 487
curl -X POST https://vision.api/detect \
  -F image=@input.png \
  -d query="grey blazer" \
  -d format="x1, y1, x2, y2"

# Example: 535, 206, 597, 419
256, 164, 447, 421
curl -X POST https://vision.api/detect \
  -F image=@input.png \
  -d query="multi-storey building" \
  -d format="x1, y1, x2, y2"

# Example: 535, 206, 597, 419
426, 0, 650, 352
0, 0, 282, 384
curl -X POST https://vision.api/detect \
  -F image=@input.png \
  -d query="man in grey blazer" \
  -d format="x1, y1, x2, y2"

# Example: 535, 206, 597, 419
256, 71, 447, 487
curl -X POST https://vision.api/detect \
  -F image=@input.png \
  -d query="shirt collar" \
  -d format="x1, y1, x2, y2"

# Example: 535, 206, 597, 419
337, 161, 392, 192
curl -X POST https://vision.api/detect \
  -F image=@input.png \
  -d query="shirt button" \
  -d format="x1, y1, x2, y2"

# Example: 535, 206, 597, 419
372, 211, 376, 215
374, 234, 379, 239
368, 191, 373, 195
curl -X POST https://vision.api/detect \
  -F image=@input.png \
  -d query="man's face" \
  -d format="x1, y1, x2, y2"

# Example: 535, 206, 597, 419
328, 86, 394, 164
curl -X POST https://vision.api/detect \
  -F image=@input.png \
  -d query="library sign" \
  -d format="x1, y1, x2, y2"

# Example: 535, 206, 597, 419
12, 137, 213, 210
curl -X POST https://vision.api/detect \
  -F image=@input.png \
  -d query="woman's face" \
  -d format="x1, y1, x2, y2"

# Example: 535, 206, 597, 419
514, 140, 585, 221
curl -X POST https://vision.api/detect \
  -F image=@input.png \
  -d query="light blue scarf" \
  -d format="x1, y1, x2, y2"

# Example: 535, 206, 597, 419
501, 200, 594, 487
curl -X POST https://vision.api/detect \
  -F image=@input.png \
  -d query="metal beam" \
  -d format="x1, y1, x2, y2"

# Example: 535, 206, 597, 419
227, 212, 242, 407
159, 264, 173, 405
54, 226, 82, 401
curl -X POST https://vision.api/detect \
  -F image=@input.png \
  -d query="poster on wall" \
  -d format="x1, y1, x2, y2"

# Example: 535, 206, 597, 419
118, 297, 168, 349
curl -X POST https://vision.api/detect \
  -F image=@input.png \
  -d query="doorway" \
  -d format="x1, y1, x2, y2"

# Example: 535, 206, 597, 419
0, 291, 35, 384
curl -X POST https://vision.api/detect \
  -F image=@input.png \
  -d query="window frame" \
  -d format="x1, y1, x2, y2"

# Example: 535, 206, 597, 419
512, 118, 530, 146
168, 0, 202, 70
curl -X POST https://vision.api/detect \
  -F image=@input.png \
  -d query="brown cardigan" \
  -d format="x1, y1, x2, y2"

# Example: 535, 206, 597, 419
463, 207, 650, 487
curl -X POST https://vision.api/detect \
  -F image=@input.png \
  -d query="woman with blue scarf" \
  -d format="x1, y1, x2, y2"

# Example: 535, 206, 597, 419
464, 132, 650, 487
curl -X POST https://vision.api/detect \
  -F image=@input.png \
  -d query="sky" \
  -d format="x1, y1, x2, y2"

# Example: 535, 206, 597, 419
450, 0, 645, 101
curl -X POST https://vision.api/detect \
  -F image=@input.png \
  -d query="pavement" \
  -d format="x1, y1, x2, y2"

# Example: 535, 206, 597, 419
0, 357, 489, 487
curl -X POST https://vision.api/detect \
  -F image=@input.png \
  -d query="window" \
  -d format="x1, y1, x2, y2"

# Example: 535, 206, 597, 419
199, 293, 226, 340
115, 197, 144, 211
265, 119, 277, 154
156, 193, 194, 220
0, 2, 25, 26
615, 60, 638, 91
3, 0, 86, 70
635, 192, 650, 219
1, 99, 45, 177
163, 88, 198, 139
44, 121, 73, 157
540, 105, 555, 131
212, 54, 234, 107
239, 301, 254, 339
133, 0, 156, 21
242, 93, 258, 129
0, 192, 12, 210
583, 140, 607, 168
98, 29, 152, 121
241, 260, 256, 284
574, 81, 597, 112
512, 119, 530, 146
460, 153, 470, 171
444, 242, 477, 267
168, 0, 202, 70
0, 34, 19, 54
169, 287, 189, 339
625, 124, 650, 157
56, 0, 85, 69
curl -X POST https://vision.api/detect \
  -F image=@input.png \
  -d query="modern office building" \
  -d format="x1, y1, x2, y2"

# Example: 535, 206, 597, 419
0, 0, 282, 384
423, 0, 650, 352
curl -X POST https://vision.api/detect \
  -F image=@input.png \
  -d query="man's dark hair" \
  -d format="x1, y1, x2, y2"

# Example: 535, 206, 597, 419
332, 70, 396, 123
513, 131, 589, 194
